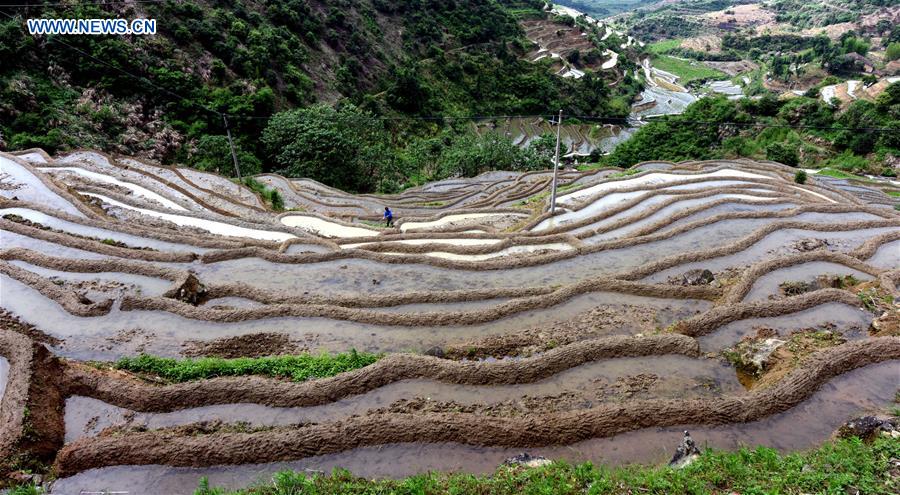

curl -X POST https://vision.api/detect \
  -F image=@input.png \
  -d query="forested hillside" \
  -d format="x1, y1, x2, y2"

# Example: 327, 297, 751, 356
0, 0, 638, 192
600, 82, 900, 176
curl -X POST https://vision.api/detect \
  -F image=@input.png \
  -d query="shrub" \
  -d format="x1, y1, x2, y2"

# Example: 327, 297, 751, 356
794, 169, 807, 184
241, 177, 284, 211
887, 43, 900, 62
765, 142, 799, 167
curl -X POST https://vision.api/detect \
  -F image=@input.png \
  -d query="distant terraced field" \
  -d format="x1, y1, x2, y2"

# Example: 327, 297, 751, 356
0, 149, 898, 493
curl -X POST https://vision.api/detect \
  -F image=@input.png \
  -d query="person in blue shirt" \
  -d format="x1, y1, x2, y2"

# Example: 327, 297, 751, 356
383, 206, 394, 227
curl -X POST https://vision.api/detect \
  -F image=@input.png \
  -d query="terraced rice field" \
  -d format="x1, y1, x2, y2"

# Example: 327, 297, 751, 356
0, 149, 898, 493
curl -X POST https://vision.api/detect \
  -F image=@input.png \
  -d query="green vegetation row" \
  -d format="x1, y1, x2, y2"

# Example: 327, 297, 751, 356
188, 436, 900, 495
599, 82, 900, 175
112, 350, 380, 383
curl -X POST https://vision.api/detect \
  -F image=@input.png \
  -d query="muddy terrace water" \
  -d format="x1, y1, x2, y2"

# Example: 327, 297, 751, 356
1, 275, 710, 359
189, 225, 894, 296
2, 152, 898, 493
65, 355, 742, 443
51, 361, 898, 494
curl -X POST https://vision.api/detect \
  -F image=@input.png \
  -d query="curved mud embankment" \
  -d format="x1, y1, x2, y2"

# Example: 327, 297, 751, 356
674, 288, 861, 337
52, 338, 900, 475
59, 335, 698, 413
117, 278, 718, 326
723, 251, 883, 304
0, 247, 717, 328
0, 153, 101, 220
0, 332, 33, 459
0, 198, 280, 251
624, 218, 899, 281
0, 261, 114, 317
0, 216, 198, 263
199, 216, 900, 273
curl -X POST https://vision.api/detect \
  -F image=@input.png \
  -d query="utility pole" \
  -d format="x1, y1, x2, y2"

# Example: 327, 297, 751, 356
549, 109, 562, 214
223, 114, 242, 181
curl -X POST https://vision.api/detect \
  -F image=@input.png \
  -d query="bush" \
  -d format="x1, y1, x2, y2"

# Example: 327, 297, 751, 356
242, 177, 284, 211
765, 142, 799, 167
794, 169, 807, 184
887, 43, 900, 62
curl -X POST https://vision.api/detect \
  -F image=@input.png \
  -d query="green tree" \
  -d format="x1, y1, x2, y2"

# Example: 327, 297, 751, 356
261, 103, 387, 192
192, 135, 262, 177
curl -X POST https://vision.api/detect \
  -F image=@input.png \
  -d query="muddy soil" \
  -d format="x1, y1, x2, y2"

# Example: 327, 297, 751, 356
51, 339, 900, 474
3, 153, 900, 483
183, 333, 304, 358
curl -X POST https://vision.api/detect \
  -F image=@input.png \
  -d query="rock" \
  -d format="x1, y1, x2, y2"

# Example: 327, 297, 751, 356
779, 280, 813, 297
728, 337, 786, 375
164, 272, 207, 305
837, 416, 898, 441
887, 457, 900, 481
793, 238, 828, 252
503, 453, 552, 468
669, 430, 701, 468
8, 471, 41, 484
424, 346, 445, 358
869, 310, 900, 336
680, 269, 714, 286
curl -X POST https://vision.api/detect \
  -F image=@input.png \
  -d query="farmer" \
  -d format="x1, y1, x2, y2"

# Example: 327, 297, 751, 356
383, 206, 394, 227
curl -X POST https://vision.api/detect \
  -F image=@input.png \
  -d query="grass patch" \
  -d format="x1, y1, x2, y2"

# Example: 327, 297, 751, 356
576, 163, 618, 171
194, 436, 900, 495
239, 177, 284, 211
647, 39, 682, 55
112, 351, 380, 383
815, 168, 859, 180
609, 168, 642, 179
651, 55, 727, 84
886, 191, 900, 197
647, 39, 681, 55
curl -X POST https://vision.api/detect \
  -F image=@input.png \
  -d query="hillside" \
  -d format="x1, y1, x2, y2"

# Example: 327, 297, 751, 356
0, 0, 641, 189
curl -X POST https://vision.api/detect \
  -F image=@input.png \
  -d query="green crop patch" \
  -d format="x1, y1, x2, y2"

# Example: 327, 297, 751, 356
112, 351, 381, 383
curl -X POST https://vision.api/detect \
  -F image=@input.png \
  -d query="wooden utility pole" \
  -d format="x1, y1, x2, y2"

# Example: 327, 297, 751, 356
549, 109, 562, 214
223, 114, 242, 181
